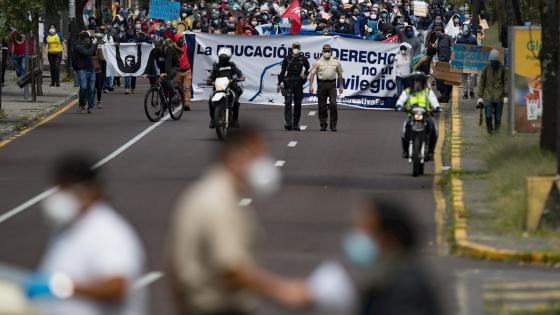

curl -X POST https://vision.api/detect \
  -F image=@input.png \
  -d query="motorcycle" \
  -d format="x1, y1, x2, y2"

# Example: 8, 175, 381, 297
406, 106, 430, 177
209, 76, 243, 140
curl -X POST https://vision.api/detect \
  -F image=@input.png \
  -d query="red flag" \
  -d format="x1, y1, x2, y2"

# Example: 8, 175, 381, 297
281, 0, 302, 35
383, 35, 400, 43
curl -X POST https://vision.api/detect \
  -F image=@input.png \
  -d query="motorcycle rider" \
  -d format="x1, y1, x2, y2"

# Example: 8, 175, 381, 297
277, 42, 310, 131
208, 47, 245, 129
395, 72, 441, 161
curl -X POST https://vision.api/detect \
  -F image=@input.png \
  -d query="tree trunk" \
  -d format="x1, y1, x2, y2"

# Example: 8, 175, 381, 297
76, 0, 87, 31
33, 14, 43, 96
540, 0, 558, 155
511, 0, 523, 25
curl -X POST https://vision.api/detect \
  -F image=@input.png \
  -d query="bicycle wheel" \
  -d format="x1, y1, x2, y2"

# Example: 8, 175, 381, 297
144, 87, 163, 122
169, 89, 184, 120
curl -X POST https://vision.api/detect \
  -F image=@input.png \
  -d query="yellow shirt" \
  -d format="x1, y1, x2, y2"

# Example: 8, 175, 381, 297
45, 33, 63, 54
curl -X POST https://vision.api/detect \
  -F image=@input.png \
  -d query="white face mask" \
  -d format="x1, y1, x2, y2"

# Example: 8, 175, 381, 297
339, 18, 345, 23
245, 156, 281, 197
182, 13, 188, 18
292, 48, 300, 55
41, 190, 81, 230
251, 21, 258, 26
49, 28, 56, 34
323, 51, 331, 59
400, 50, 406, 55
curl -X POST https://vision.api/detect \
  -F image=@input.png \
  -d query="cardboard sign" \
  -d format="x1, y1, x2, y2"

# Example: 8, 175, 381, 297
149, 0, 180, 21
412, 1, 427, 17
451, 45, 504, 74
432, 61, 462, 85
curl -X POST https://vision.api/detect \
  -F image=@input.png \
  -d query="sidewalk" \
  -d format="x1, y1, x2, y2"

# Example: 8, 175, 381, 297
448, 87, 560, 263
0, 72, 77, 139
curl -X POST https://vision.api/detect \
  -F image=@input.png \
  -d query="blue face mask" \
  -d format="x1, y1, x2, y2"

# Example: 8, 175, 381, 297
490, 60, 500, 70
406, 31, 414, 38
343, 230, 379, 267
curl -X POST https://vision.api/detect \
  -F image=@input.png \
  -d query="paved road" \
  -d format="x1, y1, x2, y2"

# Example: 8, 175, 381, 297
0, 82, 559, 315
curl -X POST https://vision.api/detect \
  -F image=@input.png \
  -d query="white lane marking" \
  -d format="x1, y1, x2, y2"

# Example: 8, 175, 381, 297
239, 198, 253, 207
288, 141, 298, 147
132, 271, 164, 290
275, 160, 286, 167
442, 166, 451, 171
308, 111, 316, 116
0, 113, 173, 224
300, 125, 307, 130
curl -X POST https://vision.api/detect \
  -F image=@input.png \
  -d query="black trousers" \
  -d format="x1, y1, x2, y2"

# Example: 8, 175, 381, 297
1, 49, 7, 83
47, 52, 62, 85
317, 80, 338, 127
95, 72, 103, 102
283, 79, 304, 127
435, 79, 451, 102
401, 116, 438, 155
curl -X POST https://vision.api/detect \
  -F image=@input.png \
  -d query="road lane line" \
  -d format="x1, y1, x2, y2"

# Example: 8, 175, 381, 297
308, 111, 316, 116
274, 160, 286, 167
0, 113, 173, 224
239, 198, 252, 207
132, 271, 164, 290
287, 141, 297, 147
300, 126, 307, 130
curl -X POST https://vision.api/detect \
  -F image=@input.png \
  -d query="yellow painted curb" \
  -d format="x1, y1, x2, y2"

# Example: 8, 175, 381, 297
448, 87, 560, 264
0, 98, 78, 150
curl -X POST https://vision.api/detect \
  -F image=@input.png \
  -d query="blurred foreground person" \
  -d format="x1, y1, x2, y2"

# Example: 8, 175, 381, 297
24, 153, 146, 315
168, 126, 310, 315
344, 198, 442, 315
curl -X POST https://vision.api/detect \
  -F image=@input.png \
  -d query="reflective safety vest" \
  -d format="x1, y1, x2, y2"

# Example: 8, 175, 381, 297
404, 88, 431, 114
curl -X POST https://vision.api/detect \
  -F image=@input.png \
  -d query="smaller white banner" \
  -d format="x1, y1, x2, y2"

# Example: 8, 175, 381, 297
103, 43, 154, 77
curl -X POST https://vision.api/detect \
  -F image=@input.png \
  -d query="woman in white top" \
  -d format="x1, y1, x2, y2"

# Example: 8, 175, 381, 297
394, 43, 412, 97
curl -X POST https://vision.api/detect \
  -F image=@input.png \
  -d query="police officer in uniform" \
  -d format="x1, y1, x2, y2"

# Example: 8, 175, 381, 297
309, 44, 344, 132
208, 47, 245, 129
277, 42, 310, 131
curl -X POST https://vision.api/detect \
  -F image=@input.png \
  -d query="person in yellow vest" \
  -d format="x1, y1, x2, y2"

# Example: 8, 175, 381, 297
43, 24, 67, 87
395, 72, 441, 160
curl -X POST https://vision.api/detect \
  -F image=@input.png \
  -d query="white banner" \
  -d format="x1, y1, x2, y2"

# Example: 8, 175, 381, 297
186, 33, 400, 109
103, 43, 154, 77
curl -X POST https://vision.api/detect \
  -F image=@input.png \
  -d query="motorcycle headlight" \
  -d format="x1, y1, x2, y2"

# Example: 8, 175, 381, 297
214, 77, 229, 92
414, 113, 424, 121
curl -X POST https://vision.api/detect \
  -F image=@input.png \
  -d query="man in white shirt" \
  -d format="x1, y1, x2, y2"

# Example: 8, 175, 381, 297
25, 153, 146, 315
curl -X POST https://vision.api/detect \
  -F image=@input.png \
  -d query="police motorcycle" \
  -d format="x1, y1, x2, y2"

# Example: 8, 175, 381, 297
209, 77, 245, 140
396, 72, 441, 177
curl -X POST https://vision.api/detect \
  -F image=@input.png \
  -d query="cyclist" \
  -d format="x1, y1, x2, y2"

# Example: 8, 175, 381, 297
207, 47, 245, 129
143, 36, 181, 107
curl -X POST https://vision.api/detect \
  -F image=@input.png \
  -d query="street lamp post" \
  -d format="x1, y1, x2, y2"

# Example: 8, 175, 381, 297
67, 0, 76, 76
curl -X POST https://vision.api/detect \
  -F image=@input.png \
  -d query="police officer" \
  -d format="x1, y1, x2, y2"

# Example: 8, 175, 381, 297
208, 47, 245, 129
309, 44, 344, 132
277, 42, 310, 131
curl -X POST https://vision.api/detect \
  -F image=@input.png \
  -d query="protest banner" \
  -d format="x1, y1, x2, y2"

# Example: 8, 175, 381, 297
149, 0, 180, 21
412, 1, 427, 17
450, 44, 504, 74
186, 33, 400, 109
103, 43, 154, 77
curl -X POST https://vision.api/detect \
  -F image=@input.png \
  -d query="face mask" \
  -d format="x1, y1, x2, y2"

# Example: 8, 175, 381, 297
135, 24, 142, 31
367, 27, 373, 33
339, 18, 345, 23
49, 28, 56, 34
245, 156, 281, 196
364, 12, 370, 17
343, 230, 379, 267
371, 14, 377, 19
406, 31, 414, 38
453, 18, 459, 24
400, 50, 406, 55
323, 51, 331, 59
490, 60, 500, 70
182, 13, 188, 18
228, 23, 235, 28
292, 48, 300, 55
251, 21, 258, 26
41, 190, 81, 230
462, 29, 469, 36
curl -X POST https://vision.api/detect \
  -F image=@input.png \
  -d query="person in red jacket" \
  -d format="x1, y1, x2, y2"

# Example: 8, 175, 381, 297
174, 33, 191, 111
10, 32, 34, 78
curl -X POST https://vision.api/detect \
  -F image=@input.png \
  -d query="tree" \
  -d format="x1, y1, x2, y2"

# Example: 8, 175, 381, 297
539, 0, 559, 163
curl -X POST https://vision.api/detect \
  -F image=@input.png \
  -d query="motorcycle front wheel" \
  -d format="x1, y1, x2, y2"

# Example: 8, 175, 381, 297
412, 137, 424, 177
214, 102, 228, 140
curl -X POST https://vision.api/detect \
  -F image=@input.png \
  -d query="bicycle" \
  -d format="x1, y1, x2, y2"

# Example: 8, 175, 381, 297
143, 75, 184, 122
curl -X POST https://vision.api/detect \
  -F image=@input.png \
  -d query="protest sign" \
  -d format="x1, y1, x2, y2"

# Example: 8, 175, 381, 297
149, 0, 180, 21
413, 1, 427, 17
433, 62, 462, 86
451, 44, 504, 74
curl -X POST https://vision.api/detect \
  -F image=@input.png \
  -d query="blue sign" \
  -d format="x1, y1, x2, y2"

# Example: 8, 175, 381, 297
149, 0, 180, 21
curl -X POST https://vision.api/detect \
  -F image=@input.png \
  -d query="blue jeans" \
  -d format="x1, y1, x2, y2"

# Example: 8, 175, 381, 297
396, 76, 406, 97
124, 76, 136, 90
104, 74, 113, 90
78, 70, 96, 109
484, 101, 503, 134
13, 55, 25, 77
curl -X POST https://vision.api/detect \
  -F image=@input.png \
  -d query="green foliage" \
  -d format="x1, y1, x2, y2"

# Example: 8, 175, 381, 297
0, 0, 44, 34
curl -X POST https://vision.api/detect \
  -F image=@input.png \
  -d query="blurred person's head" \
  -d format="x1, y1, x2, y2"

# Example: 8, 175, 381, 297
219, 125, 280, 196
343, 198, 418, 267
410, 71, 427, 92
41, 153, 103, 230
